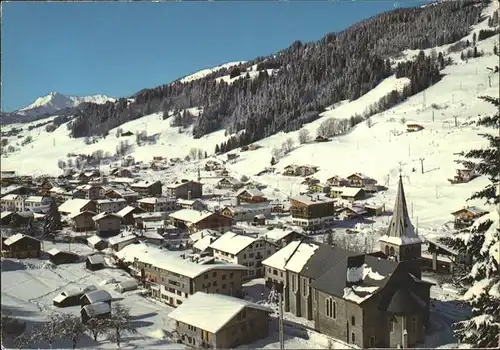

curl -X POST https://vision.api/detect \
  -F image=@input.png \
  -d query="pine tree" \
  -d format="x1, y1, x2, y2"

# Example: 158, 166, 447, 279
270, 156, 276, 166
44, 198, 62, 235
443, 94, 500, 348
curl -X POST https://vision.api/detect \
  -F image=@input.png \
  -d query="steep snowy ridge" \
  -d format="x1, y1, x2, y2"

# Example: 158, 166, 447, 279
17, 92, 116, 117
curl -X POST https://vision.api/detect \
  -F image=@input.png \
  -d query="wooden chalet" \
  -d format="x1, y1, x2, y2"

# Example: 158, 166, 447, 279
407, 124, 424, 132
81, 302, 111, 324
217, 177, 244, 190
289, 194, 336, 229
86, 254, 106, 271
314, 135, 330, 142
2, 234, 41, 259
47, 249, 80, 265
169, 209, 233, 233
422, 238, 472, 274
326, 175, 349, 187
236, 188, 267, 203
448, 168, 479, 184
347, 173, 377, 188
451, 206, 489, 229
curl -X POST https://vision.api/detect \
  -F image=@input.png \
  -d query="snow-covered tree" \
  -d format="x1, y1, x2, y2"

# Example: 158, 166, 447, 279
32, 313, 65, 349
442, 94, 500, 347
85, 317, 108, 342
43, 198, 62, 235
105, 303, 137, 347
59, 314, 86, 349
298, 129, 311, 144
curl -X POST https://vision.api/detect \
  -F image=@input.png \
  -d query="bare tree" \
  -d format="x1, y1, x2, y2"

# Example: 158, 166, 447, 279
105, 303, 137, 347
317, 118, 337, 138
298, 129, 311, 144
1, 310, 26, 343
32, 313, 64, 349
116, 127, 123, 138
282, 137, 295, 154
59, 314, 86, 349
85, 317, 108, 342
366, 117, 373, 128
271, 146, 283, 160
189, 147, 198, 160
197, 148, 204, 160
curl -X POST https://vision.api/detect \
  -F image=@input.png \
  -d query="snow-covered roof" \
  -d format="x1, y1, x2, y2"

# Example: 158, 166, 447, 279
92, 212, 121, 222
4, 233, 40, 246
177, 198, 203, 205
25, 196, 46, 203
138, 230, 164, 240
96, 198, 127, 204
82, 290, 112, 303
329, 186, 364, 197
218, 177, 242, 185
137, 197, 174, 204
284, 241, 320, 273
69, 210, 96, 219
82, 301, 111, 315
0, 211, 13, 219
116, 206, 140, 218
116, 279, 139, 289
59, 198, 93, 214
378, 235, 423, 246
189, 229, 219, 243
451, 206, 489, 216
262, 240, 317, 271
290, 194, 335, 206
169, 209, 214, 223
1, 194, 21, 201
168, 292, 272, 333
347, 172, 374, 180
193, 235, 216, 252
236, 187, 265, 198
116, 243, 247, 278
87, 235, 104, 245
209, 231, 256, 255
342, 263, 387, 304
133, 212, 165, 220
130, 181, 159, 188
262, 228, 296, 242
108, 234, 137, 245
86, 254, 106, 264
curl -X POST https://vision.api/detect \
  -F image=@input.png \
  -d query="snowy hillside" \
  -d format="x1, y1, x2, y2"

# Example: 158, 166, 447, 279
178, 61, 246, 83
15, 92, 116, 119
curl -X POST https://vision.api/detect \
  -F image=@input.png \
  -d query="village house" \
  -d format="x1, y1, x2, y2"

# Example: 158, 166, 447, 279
168, 292, 272, 349
189, 229, 220, 247
236, 188, 267, 203
86, 236, 108, 251
347, 173, 377, 188
86, 254, 106, 270
308, 182, 331, 194
217, 177, 244, 191
130, 180, 163, 198
450, 206, 489, 229
116, 243, 248, 305
169, 209, 233, 233
1, 234, 41, 259
329, 186, 366, 202
58, 198, 97, 216
260, 228, 303, 249
92, 212, 122, 237
315, 135, 330, 143
0, 194, 26, 212
289, 194, 336, 229
204, 160, 222, 171
294, 165, 319, 177
326, 175, 350, 187
69, 211, 97, 232
104, 187, 139, 204
75, 184, 104, 200
109, 168, 134, 178
192, 234, 217, 255
165, 180, 203, 200
107, 233, 138, 252
210, 231, 278, 280
46, 249, 80, 265
406, 124, 424, 132
24, 196, 51, 210
137, 197, 177, 212
81, 302, 111, 324
176, 198, 207, 211
96, 198, 127, 213
421, 238, 472, 274
336, 206, 368, 221
133, 212, 167, 229
136, 230, 166, 246
448, 168, 479, 184
116, 206, 146, 226
221, 202, 272, 222
38, 178, 62, 195
80, 290, 112, 307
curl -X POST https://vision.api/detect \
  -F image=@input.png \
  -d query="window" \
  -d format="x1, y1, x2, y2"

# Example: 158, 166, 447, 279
385, 246, 389, 256
302, 279, 307, 296
369, 336, 375, 348
325, 298, 336, 319
411, 317, 417, 332
273, 269, 278, 276
242, 310, 246, 318
204, 273, 208, 279
222, 284, 226, 289
230, 273, 234, 278
212, 272, 217, 278
389, 246, 395, 257
351, 332, 355, 343
222, 274, 226, 280
389, 319, 395, 332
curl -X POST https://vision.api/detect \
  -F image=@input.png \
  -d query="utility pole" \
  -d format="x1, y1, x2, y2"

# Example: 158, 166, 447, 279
278, 292, 285, 350
432, 110, 435, 122
454, 116, 458, 128
419, 158, 425, 174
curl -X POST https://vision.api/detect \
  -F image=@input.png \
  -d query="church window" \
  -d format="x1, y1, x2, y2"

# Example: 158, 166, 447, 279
389, 247, 395, 256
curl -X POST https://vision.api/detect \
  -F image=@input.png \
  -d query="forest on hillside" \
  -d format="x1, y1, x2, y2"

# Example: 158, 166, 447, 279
68, 1, 488, 145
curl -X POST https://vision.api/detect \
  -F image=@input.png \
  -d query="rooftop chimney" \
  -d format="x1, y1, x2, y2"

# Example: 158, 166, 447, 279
346, 255, 366, 287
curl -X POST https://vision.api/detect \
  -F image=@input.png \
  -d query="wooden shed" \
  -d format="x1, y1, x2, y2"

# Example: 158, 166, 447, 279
46, 249, 80, 265
86, 254, 106, 271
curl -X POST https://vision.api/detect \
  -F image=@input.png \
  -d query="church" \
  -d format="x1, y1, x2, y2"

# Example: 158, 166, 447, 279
265, 175, 432, 348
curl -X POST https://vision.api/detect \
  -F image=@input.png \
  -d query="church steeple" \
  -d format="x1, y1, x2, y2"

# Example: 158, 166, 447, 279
379, 175, 422, 277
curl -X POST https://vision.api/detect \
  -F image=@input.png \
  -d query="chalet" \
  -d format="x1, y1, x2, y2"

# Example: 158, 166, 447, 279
116, 243, 248, 305
87, 235, 108, 251
165, 180, 203, 200
169, 292, 272, 349
80, 290, 112, 307
364, 204, 385, 217
260, 228, 302, 249
448, 168, 479, 184
116, 205, 146, 226
2, 234, 41, 259
0, 194, 25, 212
204, 160, 222, 171
107, 234, 138, 252
59, 198, 97, 216
296, 165, 319, 177
283, 165, 298, 176
450, 206, 489, 229
422, 238, 472, 274
236, 188, 267, 203
39, 178, 61, 195
227, 153, 240, 161
169, 209, 233, 233
81, 302, 111, 324
217, 168, 230, 177
176, 198, 207, 211
137, 197, 177, 212
136, 230, 165, 246
92, 212, 122, 237
253, 214, 266, 226
1, 211, 13, 225
329, 186, 366, 202
68, 211, 96, 232
109, 168, 133, 178
192, 234, 217, 254
104, 188, 139, 204
337, 206, 368, 220
53, 286, 97, 308
24, 196, 51, 210
347, 173, 377, 188
46, 249, 80, 265
217, 177, 244, 190
86, 254, 106, 271
221, 203, 272, 222
130, 180, 162, 198
189, 229, 220, 246
210, 231, 278, 280
407, 124, 424, 132
133, 212, 167, 229
76, 185, 103, 200
115, 279, 139, 293
289, 194, 336, 229
315, 135, 330, 142
96, 198, 127, 213
308, 183, 330, 194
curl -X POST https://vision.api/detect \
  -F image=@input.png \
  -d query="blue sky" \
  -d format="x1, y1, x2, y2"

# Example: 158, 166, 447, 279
2, 1, 428, 112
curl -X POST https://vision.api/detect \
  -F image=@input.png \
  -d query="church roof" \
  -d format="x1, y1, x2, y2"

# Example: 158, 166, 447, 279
379, 176, 422, 246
